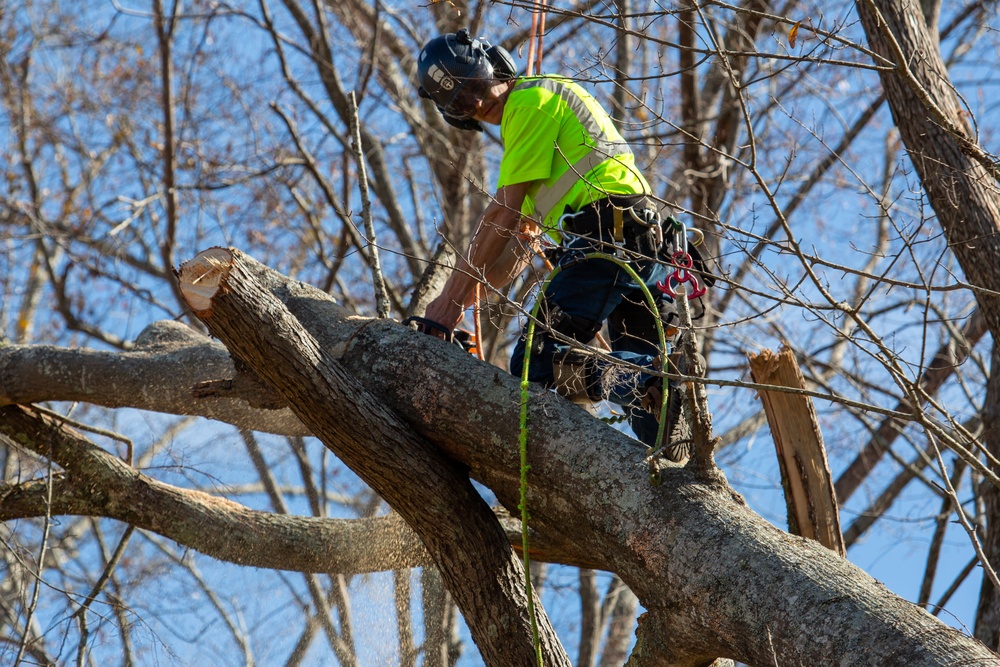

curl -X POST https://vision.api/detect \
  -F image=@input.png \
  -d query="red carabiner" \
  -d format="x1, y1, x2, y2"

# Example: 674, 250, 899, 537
656, 251, 707, 299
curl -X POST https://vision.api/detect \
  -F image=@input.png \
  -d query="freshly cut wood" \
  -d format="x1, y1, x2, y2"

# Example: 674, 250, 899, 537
749, 347, 845, 556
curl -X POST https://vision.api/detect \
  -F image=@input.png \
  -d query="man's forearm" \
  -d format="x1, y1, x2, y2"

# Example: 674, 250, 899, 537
424, 183, 532, 329
458, 202, 526, 300
480, 232, 535, 294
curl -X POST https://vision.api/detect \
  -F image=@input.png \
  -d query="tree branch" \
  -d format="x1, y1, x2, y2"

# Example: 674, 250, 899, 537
176, 247, 571, 667
162, 246, 999, 666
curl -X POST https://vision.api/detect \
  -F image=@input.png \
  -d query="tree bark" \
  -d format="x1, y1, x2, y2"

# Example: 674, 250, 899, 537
854, 0, 1000, 332
0, 405, 594, 573
855, 0, 1000, 649
977, 343, 1000, 647
4, 245, 997, 664
0, 320, 308, 437
175, 248, 571, 667
163, 247, 997, 666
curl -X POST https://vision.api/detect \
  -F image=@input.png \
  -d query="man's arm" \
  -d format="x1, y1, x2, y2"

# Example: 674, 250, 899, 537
424, 182, 535, 332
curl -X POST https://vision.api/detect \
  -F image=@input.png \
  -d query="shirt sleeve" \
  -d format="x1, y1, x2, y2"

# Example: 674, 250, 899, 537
497, 101, 560, 188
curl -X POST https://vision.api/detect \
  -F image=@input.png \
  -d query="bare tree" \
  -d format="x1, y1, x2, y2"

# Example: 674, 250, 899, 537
3, 0, 1000, 664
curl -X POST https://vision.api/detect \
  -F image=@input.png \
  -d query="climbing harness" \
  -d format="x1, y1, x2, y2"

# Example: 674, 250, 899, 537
518, 251, 674, 480
519, 213, 709, 477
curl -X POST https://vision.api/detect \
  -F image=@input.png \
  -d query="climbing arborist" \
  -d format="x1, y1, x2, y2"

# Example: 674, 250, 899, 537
415, 29, 702, 457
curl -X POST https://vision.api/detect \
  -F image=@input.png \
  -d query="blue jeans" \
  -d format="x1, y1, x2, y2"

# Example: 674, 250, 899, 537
510, 235, 672, 447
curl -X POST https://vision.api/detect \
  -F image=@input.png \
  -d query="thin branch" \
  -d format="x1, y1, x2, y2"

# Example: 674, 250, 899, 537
348, 91, 390, 319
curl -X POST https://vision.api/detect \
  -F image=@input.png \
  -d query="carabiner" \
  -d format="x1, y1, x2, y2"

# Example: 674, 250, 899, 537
656, 251, 707, 299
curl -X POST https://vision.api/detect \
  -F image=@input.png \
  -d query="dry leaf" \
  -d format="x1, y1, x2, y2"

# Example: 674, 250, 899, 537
789, 22, 800, 49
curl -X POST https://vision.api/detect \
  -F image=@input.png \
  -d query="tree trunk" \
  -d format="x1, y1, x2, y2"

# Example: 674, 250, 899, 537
176, 248, 571, 667
854, 0, 1000, 649
977, 343, 1000, 647
171, 247, 1000, 665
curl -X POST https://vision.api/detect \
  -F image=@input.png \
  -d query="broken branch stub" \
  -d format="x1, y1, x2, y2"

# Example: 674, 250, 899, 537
177, 247, 234, 313
748, 347, 845, 556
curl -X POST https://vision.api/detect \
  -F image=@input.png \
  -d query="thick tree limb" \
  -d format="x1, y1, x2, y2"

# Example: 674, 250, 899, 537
0, 405, 592, 573
162, 246, 997, 666
0, 320, 308, 436
0, 404, 419, 573
4, 245, 996, 664
176, 248, 571, 667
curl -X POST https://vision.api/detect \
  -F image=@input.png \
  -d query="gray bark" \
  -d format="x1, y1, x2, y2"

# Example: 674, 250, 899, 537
175, 247, 994, 666
0, 411, 591, 574
3, 246, 998, 665
854, 0, 1000, 649
978, 343, 1000, 647
176, 248, 571, 667
0, 320, 308, 437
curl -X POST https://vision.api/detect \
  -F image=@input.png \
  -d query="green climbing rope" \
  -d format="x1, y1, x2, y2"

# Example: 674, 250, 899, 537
517, 251, 672, 664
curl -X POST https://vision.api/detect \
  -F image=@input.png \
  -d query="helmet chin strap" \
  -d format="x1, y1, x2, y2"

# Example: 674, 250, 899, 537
442, 113, 484, 133
419, 86, 483, 132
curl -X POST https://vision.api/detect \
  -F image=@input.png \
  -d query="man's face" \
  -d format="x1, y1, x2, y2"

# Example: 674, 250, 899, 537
467, 81, 509, 126
445, 79, 509, 126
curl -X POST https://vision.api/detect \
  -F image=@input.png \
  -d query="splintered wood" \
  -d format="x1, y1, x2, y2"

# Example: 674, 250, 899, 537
748, 347, 845, 557
177, 247, 235, 313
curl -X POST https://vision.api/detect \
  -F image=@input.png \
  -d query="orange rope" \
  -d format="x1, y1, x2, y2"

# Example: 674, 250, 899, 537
534, 2, 547, 75
526, 11, 540, 76
526, 0, 548, 76
472, 283, 486, 361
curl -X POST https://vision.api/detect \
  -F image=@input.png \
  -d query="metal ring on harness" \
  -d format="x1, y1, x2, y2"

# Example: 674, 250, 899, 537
687, 227, 705, 247
628, 206, 663, 249
627, 205, 661, 228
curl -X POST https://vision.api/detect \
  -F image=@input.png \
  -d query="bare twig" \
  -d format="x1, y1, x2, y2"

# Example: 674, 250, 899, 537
348, 91, 390, 319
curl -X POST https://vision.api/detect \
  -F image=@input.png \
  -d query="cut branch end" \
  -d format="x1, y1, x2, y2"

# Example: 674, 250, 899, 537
177, 247, 235, 313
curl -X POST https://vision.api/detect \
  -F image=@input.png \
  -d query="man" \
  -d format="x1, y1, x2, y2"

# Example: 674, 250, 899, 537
416, 29, 687, 456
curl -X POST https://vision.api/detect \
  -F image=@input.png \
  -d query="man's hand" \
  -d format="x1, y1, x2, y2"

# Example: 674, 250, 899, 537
422, 297, 464, 341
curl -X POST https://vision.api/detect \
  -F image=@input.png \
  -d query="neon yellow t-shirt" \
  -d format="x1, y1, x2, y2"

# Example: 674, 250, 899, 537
497, 76, 650, 241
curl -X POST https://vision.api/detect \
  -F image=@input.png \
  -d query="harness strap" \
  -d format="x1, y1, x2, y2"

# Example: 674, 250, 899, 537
534, 145, 624, 221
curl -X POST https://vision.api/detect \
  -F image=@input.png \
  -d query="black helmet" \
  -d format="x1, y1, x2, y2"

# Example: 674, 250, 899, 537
417, 29, 517, 131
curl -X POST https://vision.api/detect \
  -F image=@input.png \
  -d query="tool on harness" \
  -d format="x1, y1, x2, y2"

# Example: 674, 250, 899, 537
555, 197, 663, 259
656, 216, 711, 300
657, 250, 707, 299
629, 205, 663, 248
403, 316, 480, 355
